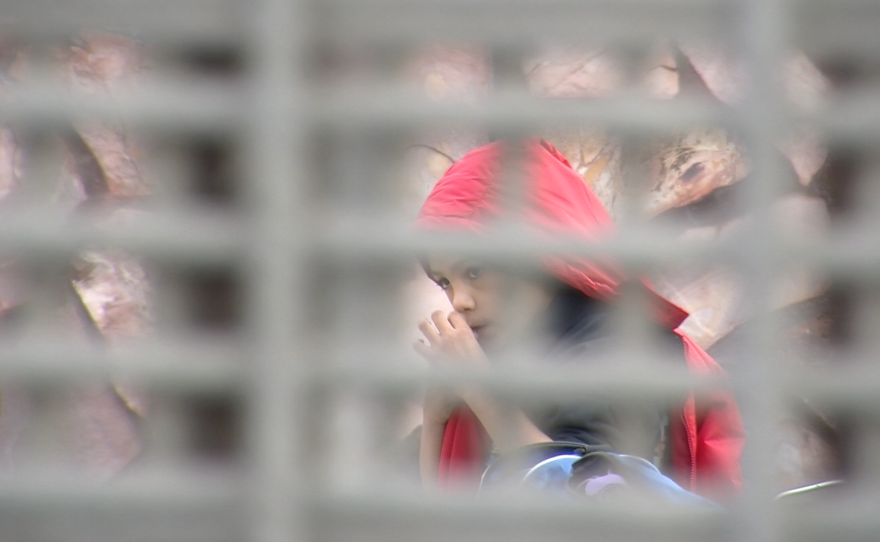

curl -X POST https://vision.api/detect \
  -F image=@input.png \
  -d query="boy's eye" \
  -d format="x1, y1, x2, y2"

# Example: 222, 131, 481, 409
435, 278, 451, 290
465, 266, 483, 280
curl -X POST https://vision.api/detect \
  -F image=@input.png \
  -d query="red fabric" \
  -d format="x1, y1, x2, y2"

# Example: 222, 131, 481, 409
670, 332, 745, 497
437, 406, 489, 488
415, 139, 744, 496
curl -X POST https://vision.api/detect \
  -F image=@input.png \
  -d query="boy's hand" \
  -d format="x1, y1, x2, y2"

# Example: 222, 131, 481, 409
414, 310, 488, 368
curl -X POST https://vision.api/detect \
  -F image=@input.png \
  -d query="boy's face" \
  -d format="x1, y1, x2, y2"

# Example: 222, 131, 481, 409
422, 254, 554, 349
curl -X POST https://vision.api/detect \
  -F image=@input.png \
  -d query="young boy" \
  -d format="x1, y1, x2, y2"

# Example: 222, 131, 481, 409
413, 140, 744, 499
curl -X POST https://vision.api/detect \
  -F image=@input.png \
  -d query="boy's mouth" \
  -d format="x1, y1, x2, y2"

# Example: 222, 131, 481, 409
470, 325, 486, 342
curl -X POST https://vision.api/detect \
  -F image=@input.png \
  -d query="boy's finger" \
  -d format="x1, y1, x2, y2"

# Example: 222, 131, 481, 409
413, 339, 431, 358
431, 310, 454, 333
448, 311, 469, 330
418, 318, 440, 344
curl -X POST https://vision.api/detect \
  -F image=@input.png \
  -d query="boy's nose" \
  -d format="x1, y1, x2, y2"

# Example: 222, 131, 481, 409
450, 286, 475, 312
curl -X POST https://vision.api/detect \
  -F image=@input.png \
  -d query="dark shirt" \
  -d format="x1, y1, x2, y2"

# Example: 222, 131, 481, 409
522, 285, 680, 462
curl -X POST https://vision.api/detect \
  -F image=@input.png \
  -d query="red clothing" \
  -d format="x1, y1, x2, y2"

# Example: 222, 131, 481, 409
415, 140, 744, 497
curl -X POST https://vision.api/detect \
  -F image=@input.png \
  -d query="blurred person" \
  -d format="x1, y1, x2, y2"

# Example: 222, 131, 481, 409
413, 140, 744, 501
